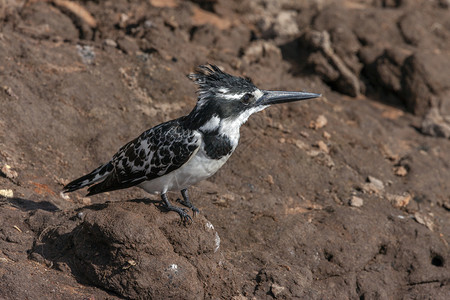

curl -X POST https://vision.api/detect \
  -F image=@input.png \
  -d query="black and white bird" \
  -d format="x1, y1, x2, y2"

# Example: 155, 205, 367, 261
63, 64, 320, 222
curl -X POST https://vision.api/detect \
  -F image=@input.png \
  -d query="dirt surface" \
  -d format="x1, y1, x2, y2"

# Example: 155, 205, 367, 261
1, 0, 449, 299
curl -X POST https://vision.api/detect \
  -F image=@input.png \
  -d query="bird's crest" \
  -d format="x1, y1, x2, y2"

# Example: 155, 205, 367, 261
188, 64, 256, 100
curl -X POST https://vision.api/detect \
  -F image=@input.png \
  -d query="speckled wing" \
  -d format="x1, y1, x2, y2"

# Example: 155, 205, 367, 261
86, 119, 200, 196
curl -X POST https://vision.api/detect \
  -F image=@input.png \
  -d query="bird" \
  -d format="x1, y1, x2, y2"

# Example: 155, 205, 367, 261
63, 64, 321, 223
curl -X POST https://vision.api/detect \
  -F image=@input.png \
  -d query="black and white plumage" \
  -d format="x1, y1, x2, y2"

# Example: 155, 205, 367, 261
64, 64, 321, 222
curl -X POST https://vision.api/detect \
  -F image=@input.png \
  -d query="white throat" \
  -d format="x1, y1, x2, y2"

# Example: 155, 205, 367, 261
219, 105, 268, 146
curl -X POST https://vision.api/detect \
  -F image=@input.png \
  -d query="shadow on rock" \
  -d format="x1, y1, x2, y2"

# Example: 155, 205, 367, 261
6, 197, 59, 212
28, 201, 232, 299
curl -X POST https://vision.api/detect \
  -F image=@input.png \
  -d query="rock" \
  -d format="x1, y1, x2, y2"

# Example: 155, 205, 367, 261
303, 30, 361, 97
398, 12, 428, 46
323, 131, 331, 139
371, 48, 409, 94
293, 139, 308, 150
315, 140, 329, 154
103, 39, 117, 48
273, 11, 300, 37
394, 165, 408, 177
362, 176, 385, 194
0, 189, 13, 198
309, 114, 328, 129
414, 212, 434, 231
421, 107, 450, 138
44, 203, 223, 299
117, 36, 140, 55
367, 176, 384, 191
270, 283, 285, 298
300, 131, 309, 138
386, 193, 411, 208
242, 41, 282, 65
1, 164, 18, 179
266, 174, 275, 185
76, 45, 95, 65
401, 51, 450, 116
349, 196, 364, 207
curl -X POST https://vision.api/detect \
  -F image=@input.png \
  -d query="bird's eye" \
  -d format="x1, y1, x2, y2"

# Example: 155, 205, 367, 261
240, 93, 253, 105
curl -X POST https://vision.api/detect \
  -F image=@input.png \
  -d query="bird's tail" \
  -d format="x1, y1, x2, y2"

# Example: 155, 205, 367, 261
63, 162, 114, 193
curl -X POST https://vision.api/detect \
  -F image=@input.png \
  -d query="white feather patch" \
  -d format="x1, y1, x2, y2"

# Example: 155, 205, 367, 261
199, 115, 220, 132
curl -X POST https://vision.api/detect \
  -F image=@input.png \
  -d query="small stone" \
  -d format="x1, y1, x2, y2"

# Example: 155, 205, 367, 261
310, 115, 328, 129
349, 196, 364, 207
367, 176, 384, 191
82, 197, 91, 205
266, 174, 274, 185
299, 131, 309, 138
60, 191, 70, 200
3, 86, 18, 99
273, 11, 300, 37
278, 137, 286, 144
386, 193, 411, 208
294, 139, 308, 150
76, 44, 95, 65
1, 164, 18, 179
104, 39, 117, 47
271, 283, 285, 298
222, 193, 235, 201
323, 131, 331, 139
394, 165, 408, 177
0, 189, 13, 198
127, 259, 136, 266
77, 212, 85, 220
316, 140, 329, 153
414, 212, 434, 231
306, 149, 321, 157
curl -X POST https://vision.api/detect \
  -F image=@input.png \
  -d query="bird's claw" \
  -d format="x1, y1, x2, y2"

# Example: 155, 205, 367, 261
176, 198, 200, 216
163, 202, 192, 224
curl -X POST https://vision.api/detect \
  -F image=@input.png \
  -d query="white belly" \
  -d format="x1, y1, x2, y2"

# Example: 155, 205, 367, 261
138, 147, 231, 194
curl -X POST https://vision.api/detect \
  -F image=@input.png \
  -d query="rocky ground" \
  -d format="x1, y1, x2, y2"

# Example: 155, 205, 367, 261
0, 0, 449, 299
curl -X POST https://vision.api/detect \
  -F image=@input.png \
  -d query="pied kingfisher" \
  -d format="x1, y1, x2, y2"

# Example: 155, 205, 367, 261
63, 64, 320, 223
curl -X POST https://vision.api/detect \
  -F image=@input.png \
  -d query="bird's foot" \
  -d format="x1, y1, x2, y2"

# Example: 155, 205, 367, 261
161, 194, 192, 224
163, 202, 192, 224
176, 198, 200, 216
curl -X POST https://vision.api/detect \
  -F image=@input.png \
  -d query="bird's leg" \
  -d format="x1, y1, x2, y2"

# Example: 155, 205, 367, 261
176, 189, 200, 215
161, 193, 192, 224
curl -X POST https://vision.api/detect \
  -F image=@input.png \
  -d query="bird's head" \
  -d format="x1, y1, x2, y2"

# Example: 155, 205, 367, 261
186, 64, 321, 131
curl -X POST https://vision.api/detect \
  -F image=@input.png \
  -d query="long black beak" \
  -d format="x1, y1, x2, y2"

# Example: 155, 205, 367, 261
256, 90, 321, 106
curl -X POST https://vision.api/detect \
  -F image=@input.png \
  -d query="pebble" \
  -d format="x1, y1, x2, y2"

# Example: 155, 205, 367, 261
310, 115, 328, 130
414, 212, 434, 231
1, 164, 18, 179
266, 174, 274, 185
386, 193, 411, 208
82, 197, 91, 205
271, 283, 285, 298
76, 44, 95, 65
349, 196, 364, 207
323, 131, 331, 139
299, 131, 309, 138
294, 139, 308, 150
367, 176, 384, 191
316, 140, 329, 153
103, 39, 117, 48
394, 166, 408, 177
0, 189, 13, 198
